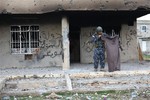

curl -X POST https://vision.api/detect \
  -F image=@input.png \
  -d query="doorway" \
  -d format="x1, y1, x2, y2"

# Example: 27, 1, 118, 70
69, 26, 80, 63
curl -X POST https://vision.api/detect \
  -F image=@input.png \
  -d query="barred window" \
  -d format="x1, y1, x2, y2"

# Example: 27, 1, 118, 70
141, 25, 147, 32
11, 25, 39, 54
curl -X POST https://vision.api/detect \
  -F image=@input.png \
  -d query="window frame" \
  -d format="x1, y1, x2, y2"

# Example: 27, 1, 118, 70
141, 25, 147, 33
10, 25, 40, 54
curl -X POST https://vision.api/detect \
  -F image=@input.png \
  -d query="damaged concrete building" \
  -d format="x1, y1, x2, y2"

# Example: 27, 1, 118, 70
137, 18, 150, 54
0, 0, 150, 69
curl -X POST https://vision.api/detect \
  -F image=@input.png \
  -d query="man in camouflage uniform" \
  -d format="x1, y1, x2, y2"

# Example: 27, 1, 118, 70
89, 26, 105, 71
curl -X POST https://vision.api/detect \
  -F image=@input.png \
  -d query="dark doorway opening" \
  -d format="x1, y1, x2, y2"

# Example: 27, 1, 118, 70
69, 26, 80, 63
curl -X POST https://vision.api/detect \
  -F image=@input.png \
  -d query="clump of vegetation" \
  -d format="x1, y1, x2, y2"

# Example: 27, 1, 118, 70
6, 88, 150, 100
143, 54, 150, 60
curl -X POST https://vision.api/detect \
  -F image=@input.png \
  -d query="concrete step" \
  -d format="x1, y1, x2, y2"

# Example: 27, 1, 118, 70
71, 74, 150, 92
1, 70, 150, 96
0, 78, 6, 91
2, 78, 67, 95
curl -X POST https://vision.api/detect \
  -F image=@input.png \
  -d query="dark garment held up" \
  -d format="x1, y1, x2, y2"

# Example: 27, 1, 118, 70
101, 34, 120, 72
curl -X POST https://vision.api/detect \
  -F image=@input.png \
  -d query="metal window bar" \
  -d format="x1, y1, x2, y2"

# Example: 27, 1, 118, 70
30, 26, 39, 49
11, 26, 20, 53
11, 25, 39, 54
29, 26, 31, 53
11, 32, 13, 50
19, 26, 21, 54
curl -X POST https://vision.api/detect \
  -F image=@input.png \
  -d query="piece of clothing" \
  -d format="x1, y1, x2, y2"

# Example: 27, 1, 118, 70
90, 33, 105, 69
101, 34, 120, 72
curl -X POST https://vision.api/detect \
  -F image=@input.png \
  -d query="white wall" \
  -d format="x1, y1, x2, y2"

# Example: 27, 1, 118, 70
137, 20, 150, 37
80, 27, 95, 63
120, 23, 138, 62
0, 16, 63, 68
137, 20, 150, 54
0, 17, 139, 68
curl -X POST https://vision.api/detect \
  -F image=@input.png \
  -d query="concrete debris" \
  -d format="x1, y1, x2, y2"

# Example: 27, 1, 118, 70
45, 92, 62, 99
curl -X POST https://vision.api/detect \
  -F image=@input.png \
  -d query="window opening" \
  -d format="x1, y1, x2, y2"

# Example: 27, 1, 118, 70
11, 25, 39, 54
141, 25, 147, 32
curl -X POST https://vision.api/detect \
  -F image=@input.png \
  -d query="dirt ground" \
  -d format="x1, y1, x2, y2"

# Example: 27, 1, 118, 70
0, 61, 150, 77
0, 61, 150, 99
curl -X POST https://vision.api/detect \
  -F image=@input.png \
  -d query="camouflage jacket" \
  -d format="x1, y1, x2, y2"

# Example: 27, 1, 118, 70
90, 33, 105, 48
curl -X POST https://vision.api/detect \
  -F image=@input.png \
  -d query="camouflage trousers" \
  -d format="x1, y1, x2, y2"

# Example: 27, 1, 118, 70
93, 47, 105, 69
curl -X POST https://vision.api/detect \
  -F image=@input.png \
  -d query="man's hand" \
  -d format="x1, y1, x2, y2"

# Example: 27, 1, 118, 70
98, 35, 102, 38
99, 35, 102, 37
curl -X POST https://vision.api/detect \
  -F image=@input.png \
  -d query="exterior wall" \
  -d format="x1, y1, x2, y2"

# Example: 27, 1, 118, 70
0, 16, 139, 68
80, 23, 138, 63
137, 20, 150, 37
147, 41, 150, 51
80, 27, 95, 63
0, 16, 63, 68
120, 23, 138, 62
137, 20, 150, 54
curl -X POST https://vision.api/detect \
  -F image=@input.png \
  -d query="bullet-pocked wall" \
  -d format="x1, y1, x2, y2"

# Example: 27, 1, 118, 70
0, 15, 63, 68
80, 22, 138, 63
